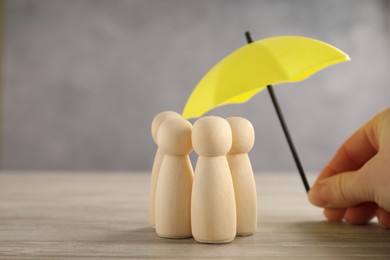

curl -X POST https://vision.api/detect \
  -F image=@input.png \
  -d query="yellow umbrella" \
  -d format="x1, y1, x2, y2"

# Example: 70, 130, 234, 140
182, 32, 350, 192
183, 34, 349, 119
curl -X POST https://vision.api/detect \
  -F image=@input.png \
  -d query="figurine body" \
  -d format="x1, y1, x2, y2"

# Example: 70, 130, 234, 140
226, 117, 257, 236
191, 116, 236, 244
155, 117, 193, 238
150, 111, 181, 228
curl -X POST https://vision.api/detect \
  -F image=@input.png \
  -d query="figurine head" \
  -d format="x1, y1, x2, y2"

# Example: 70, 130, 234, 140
192, 116, 232, 157
151, 111, 181, 144
157, 117, 193, 156
226, 117, 255, 154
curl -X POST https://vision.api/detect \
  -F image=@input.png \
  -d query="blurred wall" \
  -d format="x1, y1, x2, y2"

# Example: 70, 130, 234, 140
3, 0, 389, 172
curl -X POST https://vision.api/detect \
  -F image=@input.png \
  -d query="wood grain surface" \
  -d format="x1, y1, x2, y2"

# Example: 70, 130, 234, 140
1, 172, 389, 259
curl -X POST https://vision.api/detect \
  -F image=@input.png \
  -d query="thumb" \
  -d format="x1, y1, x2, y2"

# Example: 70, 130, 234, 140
309, 171, 369, 208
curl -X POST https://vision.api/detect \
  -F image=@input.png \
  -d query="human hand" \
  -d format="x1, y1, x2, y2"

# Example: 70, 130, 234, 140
308, 108, 390, 228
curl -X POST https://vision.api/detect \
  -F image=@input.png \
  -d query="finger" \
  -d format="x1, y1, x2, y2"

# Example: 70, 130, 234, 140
376, 208, 390, 229
315, 118, 378, 183
323, 208, 345, 221
343, 202, 377, 225
309, 171, 368, 208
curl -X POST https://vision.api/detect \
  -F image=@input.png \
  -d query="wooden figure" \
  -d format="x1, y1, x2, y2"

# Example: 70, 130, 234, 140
155, 117, 194, 238
226, 117, 257, 236
150, 111, 181, 228
191, 116, 236, 244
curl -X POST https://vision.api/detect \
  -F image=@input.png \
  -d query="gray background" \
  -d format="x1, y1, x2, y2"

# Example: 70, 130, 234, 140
3, 0, 390, 172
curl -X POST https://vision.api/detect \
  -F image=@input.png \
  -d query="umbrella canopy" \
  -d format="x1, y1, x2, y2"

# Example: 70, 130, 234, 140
182, 36, 350, 119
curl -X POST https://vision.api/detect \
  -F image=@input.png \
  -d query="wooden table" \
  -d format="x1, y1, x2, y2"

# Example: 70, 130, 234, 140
1, 172, 389, 259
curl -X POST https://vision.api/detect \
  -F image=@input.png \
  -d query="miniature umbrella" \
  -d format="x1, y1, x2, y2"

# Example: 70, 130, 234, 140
182, 32, 349, 192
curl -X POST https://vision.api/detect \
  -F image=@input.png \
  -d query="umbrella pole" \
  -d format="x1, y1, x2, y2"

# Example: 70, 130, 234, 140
266, 85, 310, 193
245, 31, 310, 193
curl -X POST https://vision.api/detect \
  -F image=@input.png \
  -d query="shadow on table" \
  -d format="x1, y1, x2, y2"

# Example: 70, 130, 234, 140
104, 226, 196, 244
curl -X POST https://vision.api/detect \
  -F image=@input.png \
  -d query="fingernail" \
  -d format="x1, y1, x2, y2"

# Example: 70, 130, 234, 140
308, 184, 329, 206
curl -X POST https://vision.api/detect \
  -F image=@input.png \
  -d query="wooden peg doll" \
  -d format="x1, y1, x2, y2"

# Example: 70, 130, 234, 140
191, 116, 236, 244
155, 117, 194, 238
226, 117, 257, 236
150, 111, 181, 228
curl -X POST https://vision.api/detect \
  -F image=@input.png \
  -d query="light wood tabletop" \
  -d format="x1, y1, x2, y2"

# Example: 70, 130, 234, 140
1, 172, 389, 259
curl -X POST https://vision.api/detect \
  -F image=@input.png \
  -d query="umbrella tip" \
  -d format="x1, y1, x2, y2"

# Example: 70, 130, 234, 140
245, 31, 253, 43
